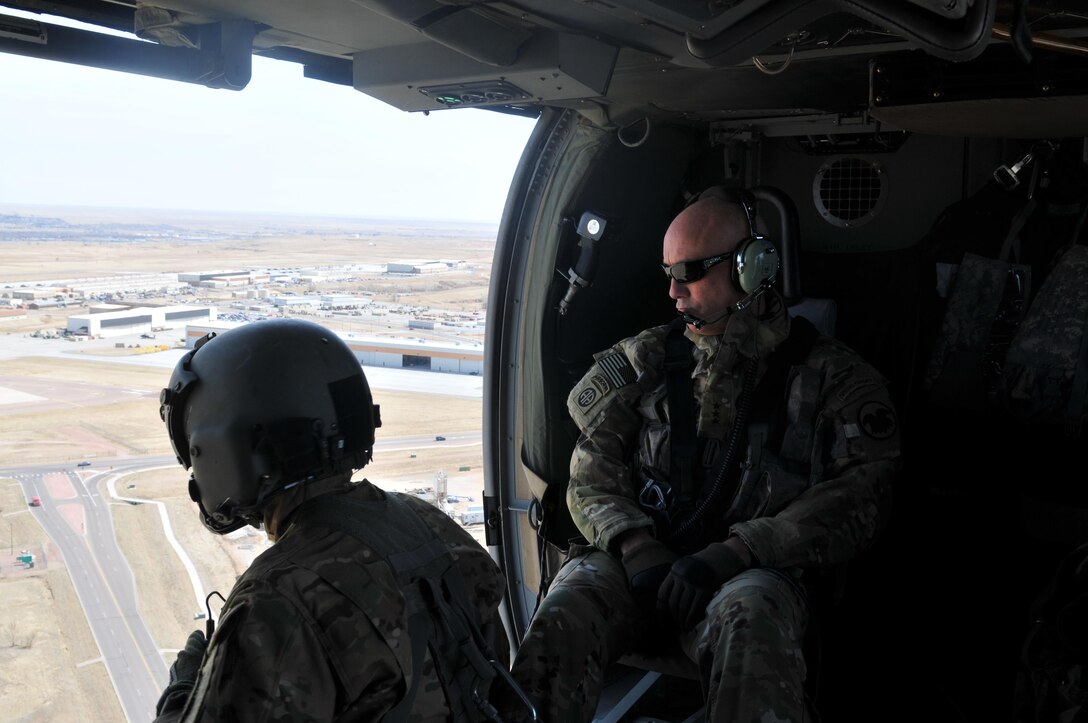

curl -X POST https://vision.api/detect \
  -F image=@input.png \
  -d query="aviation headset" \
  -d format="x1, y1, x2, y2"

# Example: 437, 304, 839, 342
686, 186, 781, 295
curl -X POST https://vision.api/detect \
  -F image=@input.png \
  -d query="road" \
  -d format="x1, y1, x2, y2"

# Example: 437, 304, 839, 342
2, 429, 481, 721
9, 463, 170, 721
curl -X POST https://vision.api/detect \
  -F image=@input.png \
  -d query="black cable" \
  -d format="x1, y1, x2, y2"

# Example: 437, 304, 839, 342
665, 355, 758, 545
533, 522, 549, 618
204, 590, 226, 637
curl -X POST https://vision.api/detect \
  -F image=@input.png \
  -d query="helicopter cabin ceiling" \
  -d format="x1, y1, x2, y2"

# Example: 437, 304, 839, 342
2, 1, 1087, 135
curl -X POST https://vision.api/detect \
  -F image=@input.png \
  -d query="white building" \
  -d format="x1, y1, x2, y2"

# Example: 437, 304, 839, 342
181, 322, 483, 375
68, 305, 216, 338
386, 260, 461, 275
341, 334, 483, 374
269, 295, 320, 308
320, 294, 371, 309
179, 271, 269, 288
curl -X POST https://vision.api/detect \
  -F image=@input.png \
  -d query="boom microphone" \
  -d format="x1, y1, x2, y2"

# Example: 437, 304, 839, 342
678, 284, 771, 329
680, 307, 732, 330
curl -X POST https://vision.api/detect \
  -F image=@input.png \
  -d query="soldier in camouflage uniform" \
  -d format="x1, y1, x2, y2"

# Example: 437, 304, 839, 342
502, 193, 901, 722
153, 319, 508, 723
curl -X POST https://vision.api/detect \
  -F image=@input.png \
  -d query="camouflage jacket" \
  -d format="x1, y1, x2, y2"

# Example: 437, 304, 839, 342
165, 481, 507, 722
565, 291, 901, 569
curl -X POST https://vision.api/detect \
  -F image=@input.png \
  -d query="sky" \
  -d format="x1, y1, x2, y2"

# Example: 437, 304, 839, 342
0, 16, 538, 224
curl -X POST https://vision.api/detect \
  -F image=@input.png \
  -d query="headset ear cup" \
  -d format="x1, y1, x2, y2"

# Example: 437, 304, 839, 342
731, 238, 747, 294
734, 237, 780, 294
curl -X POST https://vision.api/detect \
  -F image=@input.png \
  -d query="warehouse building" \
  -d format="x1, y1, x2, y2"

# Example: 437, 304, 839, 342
183, 321, 483, 375
68, 305, 216, 338
179, 271, 270, 288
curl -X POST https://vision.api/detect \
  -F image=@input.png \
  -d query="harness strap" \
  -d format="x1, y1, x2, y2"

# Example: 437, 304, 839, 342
997, 196, 1037, 263
665, 315, 697, 506
748, 315, 820, 432
1065, 301, 1088, 431
384, 609, 431, 723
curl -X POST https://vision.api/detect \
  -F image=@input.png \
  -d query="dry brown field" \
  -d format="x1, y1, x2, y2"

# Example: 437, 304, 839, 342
1, 205, 498, 282
0, 209, 496, 721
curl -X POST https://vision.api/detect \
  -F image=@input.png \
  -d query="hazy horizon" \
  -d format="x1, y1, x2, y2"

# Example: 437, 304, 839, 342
0, 202, 505, 229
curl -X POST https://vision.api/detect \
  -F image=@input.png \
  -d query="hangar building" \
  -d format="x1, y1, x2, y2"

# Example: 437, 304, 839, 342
68, 305, 217, 338
184, 322, 483, 375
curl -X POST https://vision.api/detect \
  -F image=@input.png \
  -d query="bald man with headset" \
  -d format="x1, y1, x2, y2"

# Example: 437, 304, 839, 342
499, 189, 901, 722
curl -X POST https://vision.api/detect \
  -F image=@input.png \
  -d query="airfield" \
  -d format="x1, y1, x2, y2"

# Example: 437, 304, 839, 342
0, 208, 497, 722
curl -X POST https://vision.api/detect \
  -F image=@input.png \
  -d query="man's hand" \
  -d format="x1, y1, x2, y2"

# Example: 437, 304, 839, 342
155, 629, 207, 717
620, 534, 677, 614
619, 534, 679, 652
658, 540, 749, 630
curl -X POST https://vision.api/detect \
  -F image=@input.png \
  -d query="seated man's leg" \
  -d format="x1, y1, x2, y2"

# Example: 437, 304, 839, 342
680, 567, 809, 723
505, 548, 643, 723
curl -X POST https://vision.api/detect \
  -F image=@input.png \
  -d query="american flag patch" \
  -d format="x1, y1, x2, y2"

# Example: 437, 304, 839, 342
597, 351, 635, 389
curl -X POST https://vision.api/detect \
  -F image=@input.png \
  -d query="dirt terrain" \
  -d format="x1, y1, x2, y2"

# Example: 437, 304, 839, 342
0, 208, 497, 721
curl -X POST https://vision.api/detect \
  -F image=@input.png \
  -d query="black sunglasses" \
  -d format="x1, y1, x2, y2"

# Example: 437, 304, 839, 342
661, 253, 731, 283
662, 195, 762, 283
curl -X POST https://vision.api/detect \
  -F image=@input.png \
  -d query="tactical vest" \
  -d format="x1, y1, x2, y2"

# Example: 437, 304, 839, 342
294, 492, 504, 722
638, 316, 820, 549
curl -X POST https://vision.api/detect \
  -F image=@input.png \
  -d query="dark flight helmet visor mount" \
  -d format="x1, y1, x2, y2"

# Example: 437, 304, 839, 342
159, 320, 382, 535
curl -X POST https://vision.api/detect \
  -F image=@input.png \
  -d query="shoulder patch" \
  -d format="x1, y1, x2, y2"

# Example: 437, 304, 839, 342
568, 349, 639, 432
595, 350, 636, 390
857, 400, 898, 440
575, 386, 600, 410
571, 372, 612, 411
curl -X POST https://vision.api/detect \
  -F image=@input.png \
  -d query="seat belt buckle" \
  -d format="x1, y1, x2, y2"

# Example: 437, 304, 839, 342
479, 659, 539, 721
638, 478, 673, 513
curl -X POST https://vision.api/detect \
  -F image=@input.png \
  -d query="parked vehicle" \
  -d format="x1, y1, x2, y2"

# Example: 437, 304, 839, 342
459, 506, 485, 526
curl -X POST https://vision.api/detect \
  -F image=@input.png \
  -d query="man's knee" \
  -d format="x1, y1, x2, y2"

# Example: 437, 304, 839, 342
689, 568, 809, 657
683, 569, 810, 721
506, 550, 639, 723
522, 549, 637, 643
551, 548, 627, 591
513, 548, 646, 678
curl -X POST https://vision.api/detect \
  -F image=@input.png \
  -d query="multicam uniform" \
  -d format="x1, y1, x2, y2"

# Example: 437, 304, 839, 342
158, 481, 507, 723
508, 291, 901, 722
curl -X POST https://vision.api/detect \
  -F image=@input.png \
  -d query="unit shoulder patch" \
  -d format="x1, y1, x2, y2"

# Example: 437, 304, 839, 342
568, 350, 638, 433
857, 400, 898, 440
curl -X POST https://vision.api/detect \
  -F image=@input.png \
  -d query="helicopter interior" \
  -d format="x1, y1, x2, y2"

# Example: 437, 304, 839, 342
504, 113, 1088, 722
3, 1, 1088, 721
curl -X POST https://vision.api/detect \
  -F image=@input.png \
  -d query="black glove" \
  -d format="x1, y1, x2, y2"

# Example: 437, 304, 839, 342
658, 542, 748, 631
155, 629, 207, 717
620, 536, 679, 653
621, 537, 677, 615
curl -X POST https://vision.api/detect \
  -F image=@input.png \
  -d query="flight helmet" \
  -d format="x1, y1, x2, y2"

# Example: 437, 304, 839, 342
159, 319, 381, 534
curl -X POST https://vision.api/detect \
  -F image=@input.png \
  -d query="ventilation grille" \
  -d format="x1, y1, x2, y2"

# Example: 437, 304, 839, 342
813, 157, 887, 228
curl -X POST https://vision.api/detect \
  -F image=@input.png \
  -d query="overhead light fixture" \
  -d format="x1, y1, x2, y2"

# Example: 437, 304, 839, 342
418, 80, 531, 107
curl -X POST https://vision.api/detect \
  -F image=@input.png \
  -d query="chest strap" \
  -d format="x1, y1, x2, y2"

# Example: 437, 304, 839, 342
664, 315, 697, 506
